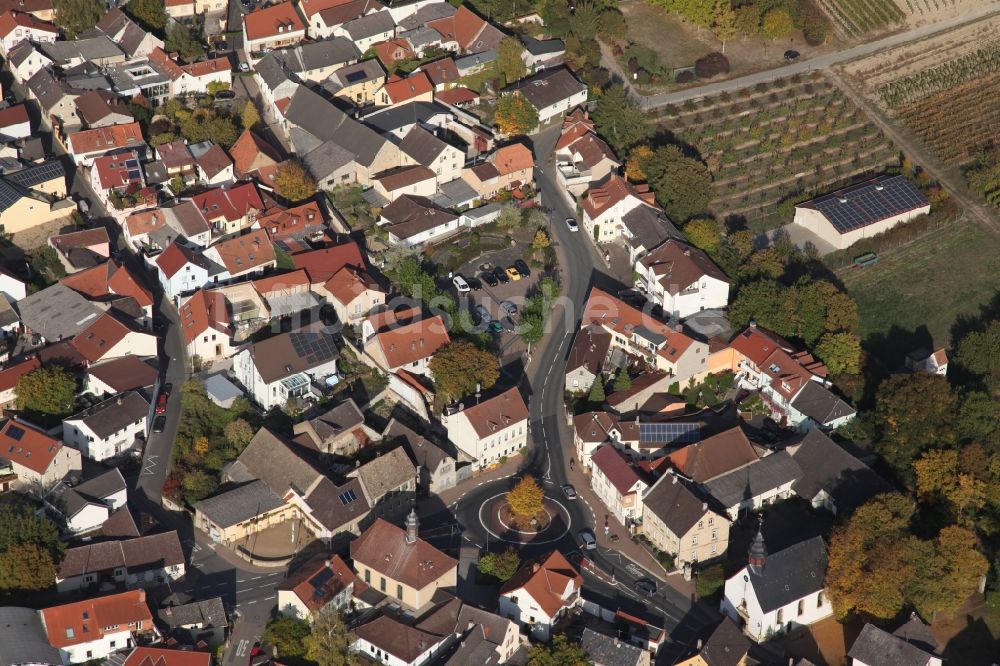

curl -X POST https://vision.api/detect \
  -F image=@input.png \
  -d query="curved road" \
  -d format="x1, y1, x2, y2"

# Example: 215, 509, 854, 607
427, 126, 719, 656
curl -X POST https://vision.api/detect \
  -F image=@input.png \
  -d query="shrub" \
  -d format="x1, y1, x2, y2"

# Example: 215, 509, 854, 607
695, 52, 730, 79
636, 69, 652, 85
696, 563, 726, 600
676, 70, 695, 84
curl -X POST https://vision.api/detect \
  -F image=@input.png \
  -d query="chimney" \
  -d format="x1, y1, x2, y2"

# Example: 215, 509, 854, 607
532, 562, 540, 573
702, 502, 707, 511
117, 396, 123, 406
683, 249, 690, 256
749, 320, 757, 329
696, 638, 702, 650
671, 475, 677, 484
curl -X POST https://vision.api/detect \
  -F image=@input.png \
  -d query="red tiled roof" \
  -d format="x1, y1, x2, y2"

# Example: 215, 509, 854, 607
299, 0, 354, 19
0, 417, 63, 475
182, 57, 231, 78
456, 386, 528, 439
381, 72, 433, 104
189, 182, 264, 223
0, 357, 40, 393
324, 266, 379, 306
71, 313, 134, 363
209, 229, 276, 274
147, 47, 184, 81
373, 39, 415, 66
350, 518, 457, 589
279, 555, 356, 612
434, 86, 478, 106
291, 241, 364, 284
123, 647, 211, 666
500, 550, 581, 617
492, 143, 532, 176
372, 316, 449, 369
428, 5, 488, 49
229, 129, 281, 177
257, 201, 324, 240
555, 107, 593, 150
590, 444, 644, 495
179, 289, 229, 345
665, 427, 758, 483
68, 122, 145, 156
0, 102, 29, 129
155, 242, 196, 279
243, 1, 305, 41
42, 590, 153, 648
93, 150, 143, 191
375, 164, 435, 192
0, 9, 56, 38
582, 175, 657, 222
581, 287, 695, 364
61, 261, 153, 308
253, 269, 310, 295
155, 138, 195, 169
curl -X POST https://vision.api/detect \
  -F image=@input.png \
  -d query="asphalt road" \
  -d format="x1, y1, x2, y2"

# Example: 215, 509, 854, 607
424, 126, 720, 657
629, 1, 1000, 109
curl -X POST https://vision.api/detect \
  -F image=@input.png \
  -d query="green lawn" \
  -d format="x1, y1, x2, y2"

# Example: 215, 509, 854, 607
841, 220, 1000, 367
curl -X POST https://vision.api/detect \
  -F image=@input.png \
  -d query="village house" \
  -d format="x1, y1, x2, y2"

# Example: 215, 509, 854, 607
0, 10, 57, 56
45, 468, 127, 536
291, 399, 366, 456
278, 554, 357, 619
7, 40, 52, 84
66, 122, 146, 166
499, 550, 582, 642
233, 326, 340, 410
443, 386, 528, 472
361, 307, 450, 376
350, 512, 458, 612
202, 229, 277, 283
179, 289, 232, 364
189, 181, 266, 238
243, 1, 307, 53
590, 444, 648, 529
848, 618, 942, 666
325, 58, 386, 106
580, 288, 709, 384
0, 103, 30, 139
41, 590, 156, 663
55, 531, 185, 593
1, 418, 82, 496
634, 239, 731, 319
501, 66, 587, 127
461, 143, 534, 199
641, 472, 730, 569
352, 613, 447, 666
554, 109, 620, 197
377, 194, 460, 247
62, 391, 149, 462
0, 159, 74, 235
70, 312, 158, 365
324, 265, 385, 324
59, 259, 154, 324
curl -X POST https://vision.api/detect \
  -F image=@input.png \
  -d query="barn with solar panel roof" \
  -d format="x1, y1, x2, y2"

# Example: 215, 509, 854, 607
792, 175, 929, 251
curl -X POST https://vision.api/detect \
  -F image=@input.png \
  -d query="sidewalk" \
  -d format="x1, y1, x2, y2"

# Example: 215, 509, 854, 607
417, 456, 525, 517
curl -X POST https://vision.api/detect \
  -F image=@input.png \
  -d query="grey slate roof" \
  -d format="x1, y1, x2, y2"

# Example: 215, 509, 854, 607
580, 628, 647, 666
255, 53, 293, 91
401, 26, 440, 50
7, 41, 39, 69
302, 476, 371, 531
225, 427, 322, 496
385, 417, 456, 473
158, 597, 228, 629
325, 59, 385, 92
275, 38, 359, 74
789, 429, 891, 514
204, 373, 243, 403
704, 451, 802, 510
0, 607, 63, 666
523, 36, 564, 56
196, 480, 285, 528
342, 11, 395, 41
621, 205, 682, 252
40, 37, 124, 66
501, 67, 585, 110
398, 126, 448, 166
790, 380, 856, 426
431, 178, 480, 209
68, 391, 150, 440
351, 447, 416, 502
51, 467, 127, 519
284, 85, 387, 167
303, 139, 357, 180
396, 1, 455, 31
294, 399, 365, 450
847, 623, 936, 666
454, 50, 496, 74
16, 283, 105, 342
362, 100, 448, 134
696, 617, 751, 666
641, 473, 713, 537
745, 536, 827, 613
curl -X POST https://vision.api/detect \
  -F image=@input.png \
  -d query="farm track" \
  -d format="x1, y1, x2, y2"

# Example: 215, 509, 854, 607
827, 69, 1000, 237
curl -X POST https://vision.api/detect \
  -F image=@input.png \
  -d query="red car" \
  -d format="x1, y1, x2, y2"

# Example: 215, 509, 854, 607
155, 392, 168, 414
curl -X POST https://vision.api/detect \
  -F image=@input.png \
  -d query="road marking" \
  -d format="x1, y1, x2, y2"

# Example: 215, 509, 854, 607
235, 640, 249, 657
626, 564, 642, 577
251, 576, 261, 580
263, 595, 276, 602
247, 600, 258, 604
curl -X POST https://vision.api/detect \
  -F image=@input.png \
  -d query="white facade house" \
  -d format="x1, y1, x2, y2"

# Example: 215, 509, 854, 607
721, 534, 832, 642
0, 268, 27, 303
62, 392, 149, 462
8, 42, 52, 83
590, 444, 648, 528
498, 550, 582, 642
352, 614, 445, 666
56, 531, 187, 593
792, 175, 930, 251
0, 14, 58, 56
232, 327, 340, 411
703, 451, 802, 521
501, 67, 587, 126
634, 239, 730, 319
41, 590, 155, 664
442, 387, 528, 471
45, 468, 128, 535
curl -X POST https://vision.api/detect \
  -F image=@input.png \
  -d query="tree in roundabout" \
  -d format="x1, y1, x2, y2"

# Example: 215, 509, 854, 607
503, 475, 547, 531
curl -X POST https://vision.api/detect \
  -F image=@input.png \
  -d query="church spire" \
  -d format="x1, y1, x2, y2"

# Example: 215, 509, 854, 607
405, 507, 419, 544
748, 518, 767, 576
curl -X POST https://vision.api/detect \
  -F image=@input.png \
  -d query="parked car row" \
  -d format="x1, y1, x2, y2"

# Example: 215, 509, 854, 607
455, 260, 532, 293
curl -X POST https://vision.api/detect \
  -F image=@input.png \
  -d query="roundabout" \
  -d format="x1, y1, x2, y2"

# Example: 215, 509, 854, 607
478, 492, 572, 546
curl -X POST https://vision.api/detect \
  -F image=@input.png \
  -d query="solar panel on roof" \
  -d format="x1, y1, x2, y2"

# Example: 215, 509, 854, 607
338, 489, 357, 505
124, 160, 138, 168
638, 421, 700, 444
310, 567, 334, 590
345, 70, 366, 83
127, 170, 141, 179
7, 425, 24, 441
813, 176, 927, 234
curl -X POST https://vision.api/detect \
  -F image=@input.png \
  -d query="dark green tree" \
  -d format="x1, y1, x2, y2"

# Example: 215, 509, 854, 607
497, 36, 526, 85
165, 22, 205, 62
875, 373, 957, 483
125, 0, 166, 31
15, 366, 76, 420
642, 144, 712, 222
526, 634, 590, 666
262, 617, 310, 658
955, 319, 1000, 388
728, 280, 796, 337
568, 0, 599, 41
53, 0, 104, 38
477, 547, 521, 581
591, 85, 648, 153
613, 370, 632, 392
588, 376, 606, 404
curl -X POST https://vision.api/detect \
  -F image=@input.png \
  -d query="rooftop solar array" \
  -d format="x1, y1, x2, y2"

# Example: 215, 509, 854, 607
338, 488, 358, 505
6, 160, 64, 188
290, 331, 338, 365
6, 425, 24, 442
638, 421, 700, 445
809, 176, 928, 234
